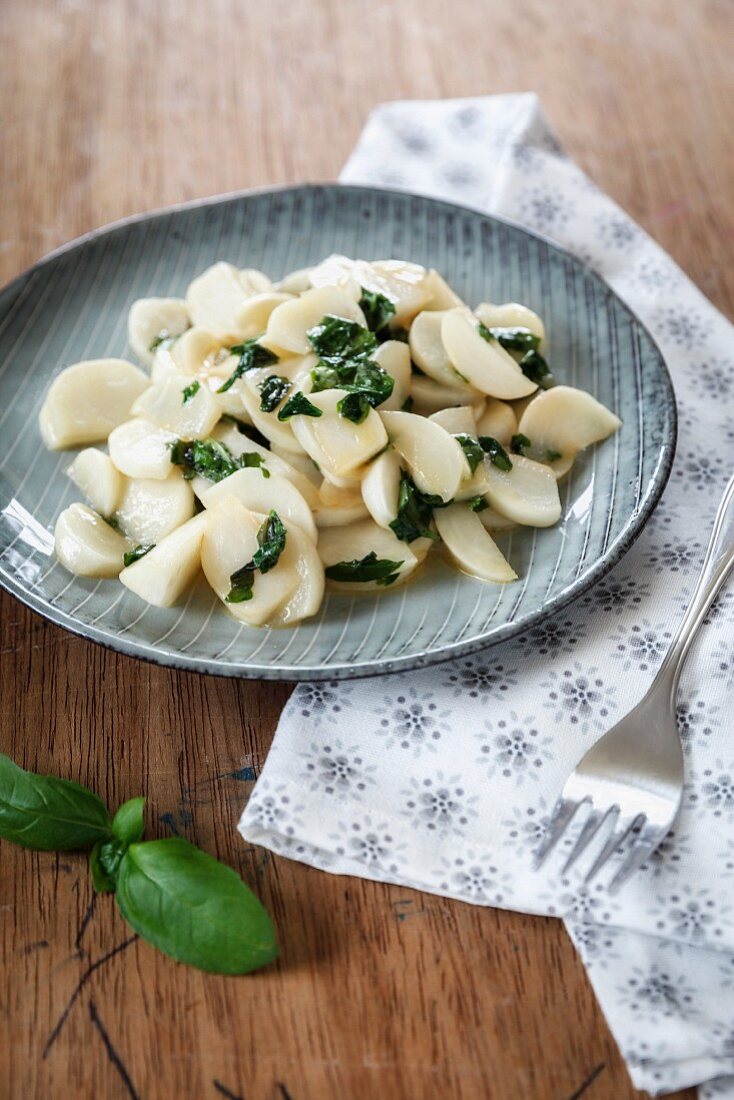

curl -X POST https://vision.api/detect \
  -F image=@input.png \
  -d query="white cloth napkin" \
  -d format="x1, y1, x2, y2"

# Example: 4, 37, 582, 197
240, 94, 734, 1098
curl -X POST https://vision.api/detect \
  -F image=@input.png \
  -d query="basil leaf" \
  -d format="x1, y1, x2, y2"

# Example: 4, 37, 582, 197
170, 438, 249, 482
510, 433, 532, 455
389, 474, 440, 544
258, 374, 291, 413
468, 495, 489, 512
358, 288, 396, 334
226, 564, 254, 604
455, 433, 484, 474
478, 436, 513, 472
112, 797, 146, 844
0, 754, 111, 851
519, 349, 554, 389
252, 511, 286, 574
149, 331, 177, 353
545, 448, 563, 462
123, 544, 155, 567
277, 393, 322, 421
388, 326, 409, 344
477, 321, 495, 344
337, 392, 370, 424
91, 837, 126, 894
401, 395, 414, 412
240, 452, 270, 478
325, 551, 403, 586
307, 315, 377, 364
181, 380, 200, 404
115, 838, 278, 974
217, 340, 278, 393
310, 364, 341, 392
486, 326, 541, 353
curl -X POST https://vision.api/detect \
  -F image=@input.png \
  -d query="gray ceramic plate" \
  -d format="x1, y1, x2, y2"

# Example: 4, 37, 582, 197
0, 184, 675, 680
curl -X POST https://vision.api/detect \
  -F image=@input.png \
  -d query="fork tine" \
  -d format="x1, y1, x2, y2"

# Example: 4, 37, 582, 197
561, 806, 616, 876
533, 797, 582, 869
608, 826, 667, 894
584, 813, 645, 885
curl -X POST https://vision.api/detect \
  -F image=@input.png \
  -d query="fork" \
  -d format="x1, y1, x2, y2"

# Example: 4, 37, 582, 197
534, 471, 734, 892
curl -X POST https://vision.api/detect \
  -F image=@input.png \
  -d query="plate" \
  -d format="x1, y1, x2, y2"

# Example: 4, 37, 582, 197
0, 184, 676, 680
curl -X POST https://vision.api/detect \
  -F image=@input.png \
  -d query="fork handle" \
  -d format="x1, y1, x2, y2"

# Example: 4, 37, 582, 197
653, 472, 734, 702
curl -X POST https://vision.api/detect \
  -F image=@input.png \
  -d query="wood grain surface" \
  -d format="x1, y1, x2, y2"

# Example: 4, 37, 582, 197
1, 1, 732, 1097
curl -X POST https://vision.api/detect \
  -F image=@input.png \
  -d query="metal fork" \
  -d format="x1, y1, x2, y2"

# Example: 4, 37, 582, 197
534, 471, 734, 892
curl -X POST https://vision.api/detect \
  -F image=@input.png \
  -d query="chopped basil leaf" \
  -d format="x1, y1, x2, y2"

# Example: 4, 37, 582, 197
519, 349, 554, 389
102, 514, 122, 532
276, 392, 322, 421
226, 510, 287, 602
307, 315, 377, 364
337, 392, 371, 424
123, 544, 156, 567
306, 314, 394, 414
477, 321, 495, 343
401, 395, 414, 412
170, 438, 269, 482
217, 339, 278, 393
478, 436, 513, 472
545, 448, 563, 462
149, 331, 177, 353
181, 380, 200, 405
258, 374, 292, 413
252, 511, 287, 574
226, 564, 255, 603
510, 432, 532, 455
487, 326, 541, 353
358, 288, 396, 334
325, 550, 403, 586
468, 496, 489, 513
389, 473, 441, 544
455, 433, 484, 474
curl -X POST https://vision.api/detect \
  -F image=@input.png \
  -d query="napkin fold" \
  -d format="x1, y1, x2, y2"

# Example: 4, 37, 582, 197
240, 95, 734, 1098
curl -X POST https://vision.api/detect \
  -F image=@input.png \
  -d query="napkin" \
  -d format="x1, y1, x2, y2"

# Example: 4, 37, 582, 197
240, 94, 734, 1098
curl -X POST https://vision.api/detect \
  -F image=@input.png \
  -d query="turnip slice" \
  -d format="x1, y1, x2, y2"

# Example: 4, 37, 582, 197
234, 293, 293, 340
186, 262, 253, 338
423, 269, 466, 310
268, 525, 325, 626
441, 309, 537, 399
410, 373, 485, 415
66, 449, 125, 516
517, 385, 622, 472
54, 503, 128, 578
380, 411, 465, 502
315, 480, 369, 528
361, 449, 402, 528
475, 301, 546, 344
39, 359, 149, 450
266, 286, 367, 354
116, 472, 195, 543
476, 399, 517, 448
483, 454, 562, 527
429, 406, 477, 435
433, 504, 517, 583
108, 418, 178, 480
318, 518, 421, 590
290, 389, 387, 478
409, 310, 473, 388
127, 298, 190, 367
132, 376, 221, 439
372, 340, 411, 411
201, 468, 317, 543
119, 513, 208, 607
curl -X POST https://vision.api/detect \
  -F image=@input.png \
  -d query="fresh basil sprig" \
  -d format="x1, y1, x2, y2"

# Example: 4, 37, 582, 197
478, 436, 513, 472
389, 473, 443, 544
276, 392, 322, 421
0, 754, 277, 975
123, 544, 155, 568
182, 380, 201, 404
258, 374, 292, 413
306, 315, 394, 414
358, 287, 396, 336
226, 510, 287, 603
170, 438, 270, 482
510, 432, 532, 456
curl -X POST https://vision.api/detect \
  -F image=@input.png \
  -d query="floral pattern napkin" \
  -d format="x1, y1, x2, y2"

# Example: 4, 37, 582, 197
240, 95, 734, 1098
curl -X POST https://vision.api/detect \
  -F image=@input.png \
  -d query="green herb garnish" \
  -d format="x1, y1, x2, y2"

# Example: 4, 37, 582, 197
123, 544, 156, 567
401, 395, 414, 412
486, 326, 541, 353
519, 349, 554, 389
170, 438, 269, 482
337, 391, 371, 424
181, 380, 201, 404
389, 473, 442, 543
0, 753, 277, 975
149, 331, 176, 353
478, 436, 513, 472
258, 374, 292, 413
468, 496, 489, 512
358, 288, 396, 335
226, 510, 287, 603
306, 314, 394, 415
510, 432, 532, 455
455, 433, 485, 474
276, 392, 323, 421
325, 550, 403, 586
217, 339, 279, 393
545, 448, 563, 462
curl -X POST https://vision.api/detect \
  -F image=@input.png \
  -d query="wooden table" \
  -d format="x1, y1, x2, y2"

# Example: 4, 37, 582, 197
2, 1, 732, 1096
